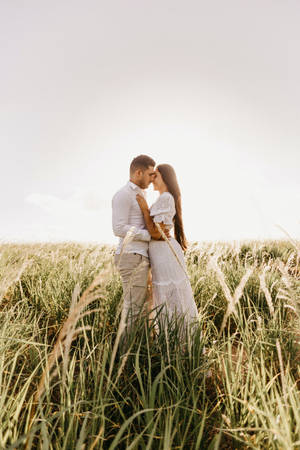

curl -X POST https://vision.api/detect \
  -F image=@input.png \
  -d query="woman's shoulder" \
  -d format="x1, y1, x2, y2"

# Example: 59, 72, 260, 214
150, 192, 175, 214
160, 191, 174, 200
160, 192, 175, 207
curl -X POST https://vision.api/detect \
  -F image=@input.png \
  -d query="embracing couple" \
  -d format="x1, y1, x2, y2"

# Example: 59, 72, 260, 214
112, 155, 198, 338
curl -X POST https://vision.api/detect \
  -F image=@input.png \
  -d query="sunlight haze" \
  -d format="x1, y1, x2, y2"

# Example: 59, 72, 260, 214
1, 0, 299, 245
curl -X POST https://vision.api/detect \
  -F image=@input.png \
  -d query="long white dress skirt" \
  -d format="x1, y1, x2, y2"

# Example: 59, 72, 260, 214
149, 237, 198, 329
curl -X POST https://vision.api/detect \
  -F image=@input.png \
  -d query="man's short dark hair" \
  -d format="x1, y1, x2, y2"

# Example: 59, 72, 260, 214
130, 155, 156, 175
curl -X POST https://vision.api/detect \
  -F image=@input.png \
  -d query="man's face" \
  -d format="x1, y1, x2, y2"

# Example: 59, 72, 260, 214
139, 166, 156, 189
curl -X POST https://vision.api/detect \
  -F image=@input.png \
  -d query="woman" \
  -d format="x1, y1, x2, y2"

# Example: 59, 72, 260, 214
136, 164, 198, 332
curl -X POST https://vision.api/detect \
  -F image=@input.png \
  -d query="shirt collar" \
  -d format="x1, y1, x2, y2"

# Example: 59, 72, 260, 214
128, 181, 144, 194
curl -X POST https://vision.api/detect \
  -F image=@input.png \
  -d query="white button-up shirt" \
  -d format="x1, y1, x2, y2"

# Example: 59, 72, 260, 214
112, 181, 151, 257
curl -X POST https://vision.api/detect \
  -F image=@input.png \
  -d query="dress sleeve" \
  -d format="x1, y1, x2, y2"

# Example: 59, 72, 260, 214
150, 193, 176, 225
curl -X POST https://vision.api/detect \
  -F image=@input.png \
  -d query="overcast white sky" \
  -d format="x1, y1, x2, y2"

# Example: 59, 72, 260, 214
1, 0, 299, 245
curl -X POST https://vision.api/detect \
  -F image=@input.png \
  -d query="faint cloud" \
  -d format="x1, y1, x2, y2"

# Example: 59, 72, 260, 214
23, 187, 112, 243
25, 193, 66, 214
23, 188, 112, 243
26, 187, 105, 214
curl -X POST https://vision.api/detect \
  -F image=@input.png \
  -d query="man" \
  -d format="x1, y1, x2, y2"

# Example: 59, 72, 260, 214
112, 155, 159, 334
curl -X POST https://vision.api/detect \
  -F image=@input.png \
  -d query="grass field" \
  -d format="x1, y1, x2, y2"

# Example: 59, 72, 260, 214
0, 239, 299, 449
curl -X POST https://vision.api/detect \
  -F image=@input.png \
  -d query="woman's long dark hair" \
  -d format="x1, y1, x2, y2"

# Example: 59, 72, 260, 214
157, 164, 188, 251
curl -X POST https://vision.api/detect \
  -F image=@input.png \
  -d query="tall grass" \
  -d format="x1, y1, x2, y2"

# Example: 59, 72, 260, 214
0, 239, 299, 448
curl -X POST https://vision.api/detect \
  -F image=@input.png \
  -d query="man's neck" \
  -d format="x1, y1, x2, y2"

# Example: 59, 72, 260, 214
130, 179, 142, 189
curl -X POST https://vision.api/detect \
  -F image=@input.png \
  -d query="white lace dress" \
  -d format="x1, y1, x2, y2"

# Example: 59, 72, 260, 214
149, 192, 199, 329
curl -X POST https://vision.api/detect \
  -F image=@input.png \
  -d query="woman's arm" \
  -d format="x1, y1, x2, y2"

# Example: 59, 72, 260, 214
136, 194, 169, 240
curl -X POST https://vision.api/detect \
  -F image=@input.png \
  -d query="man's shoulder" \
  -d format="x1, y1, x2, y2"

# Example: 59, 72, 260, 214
112, 183, 132, 203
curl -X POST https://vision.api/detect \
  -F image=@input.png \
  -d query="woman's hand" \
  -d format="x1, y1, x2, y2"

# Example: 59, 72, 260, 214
136, 194, 149, 212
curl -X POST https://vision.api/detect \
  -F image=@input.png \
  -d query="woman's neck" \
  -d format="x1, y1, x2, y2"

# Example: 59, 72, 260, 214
159, 187, 168, 194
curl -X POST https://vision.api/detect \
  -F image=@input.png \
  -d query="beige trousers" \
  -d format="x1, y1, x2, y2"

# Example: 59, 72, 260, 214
114, 252, 150, 331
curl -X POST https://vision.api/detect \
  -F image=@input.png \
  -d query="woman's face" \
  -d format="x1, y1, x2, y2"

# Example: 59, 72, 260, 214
152, 169, 166, 191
